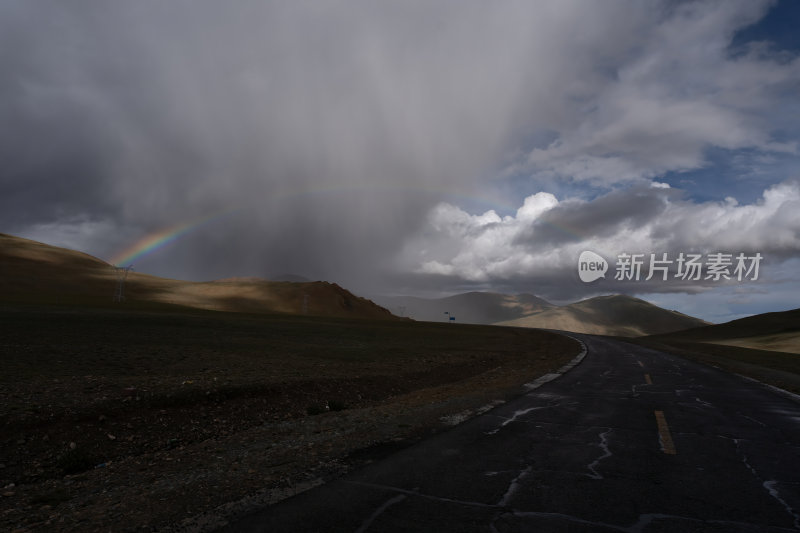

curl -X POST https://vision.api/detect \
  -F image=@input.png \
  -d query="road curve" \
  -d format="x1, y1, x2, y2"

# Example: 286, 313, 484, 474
220, 333, 800, 532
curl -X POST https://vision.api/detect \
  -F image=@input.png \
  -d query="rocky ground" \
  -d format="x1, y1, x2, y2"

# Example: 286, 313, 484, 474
0, 306, 578, 531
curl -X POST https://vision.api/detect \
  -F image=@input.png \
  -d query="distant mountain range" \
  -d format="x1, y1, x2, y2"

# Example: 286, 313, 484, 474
0, 233, 395, 320
376, 292, 710, 337
377, 292, 553, 324
497, 294, 710, 336
1, 232, 717, 337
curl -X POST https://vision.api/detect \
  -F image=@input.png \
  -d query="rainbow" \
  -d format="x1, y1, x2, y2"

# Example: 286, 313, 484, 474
109, 209, 236, 267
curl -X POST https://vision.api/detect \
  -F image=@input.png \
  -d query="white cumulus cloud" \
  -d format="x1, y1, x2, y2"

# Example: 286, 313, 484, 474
400, 181, 800, 297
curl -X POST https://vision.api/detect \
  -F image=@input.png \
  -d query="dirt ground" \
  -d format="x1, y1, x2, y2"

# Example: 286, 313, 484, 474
0, 305, 579, 532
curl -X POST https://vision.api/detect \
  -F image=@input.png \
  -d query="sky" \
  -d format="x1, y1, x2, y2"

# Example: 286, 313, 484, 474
2, 0, 799, 323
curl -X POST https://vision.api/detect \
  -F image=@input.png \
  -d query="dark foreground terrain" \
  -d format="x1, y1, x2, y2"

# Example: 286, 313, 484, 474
228, 333, 800, 532
0, 304, 578, 531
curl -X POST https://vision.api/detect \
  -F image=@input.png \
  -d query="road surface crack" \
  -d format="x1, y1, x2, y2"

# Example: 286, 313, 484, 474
586, 428, 613, 479
497, 465, 532, 506
486, 407, 547, 435
354, 494, 406, 533
345, 481, 498, 509
731, 438, 800, 529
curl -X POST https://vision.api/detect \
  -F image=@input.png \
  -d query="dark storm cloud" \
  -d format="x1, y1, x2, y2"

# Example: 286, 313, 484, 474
516, 185, 673, 247
2, 0, 798, 304
5, 0, 570, 287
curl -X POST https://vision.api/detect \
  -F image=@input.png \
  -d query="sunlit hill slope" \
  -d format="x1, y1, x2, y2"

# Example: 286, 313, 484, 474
497, 295, 710, 337
0, 233, 396, 319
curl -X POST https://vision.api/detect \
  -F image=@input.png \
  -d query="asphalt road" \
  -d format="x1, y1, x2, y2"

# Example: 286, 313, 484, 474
221, 333, 800, 532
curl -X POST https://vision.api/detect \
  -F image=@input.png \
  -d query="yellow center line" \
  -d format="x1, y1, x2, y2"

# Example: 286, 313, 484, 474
644, 374, 652, 385
654, 410, 677, 455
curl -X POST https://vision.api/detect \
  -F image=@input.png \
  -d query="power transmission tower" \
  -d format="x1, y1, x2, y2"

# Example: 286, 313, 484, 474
113, 265, 133, 302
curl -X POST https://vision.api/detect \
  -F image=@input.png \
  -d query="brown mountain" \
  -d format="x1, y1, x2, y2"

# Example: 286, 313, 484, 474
649, 308, 800, 354
0, 233, 396, 319
497, 294, 710, 337
376, 291, 554, 324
